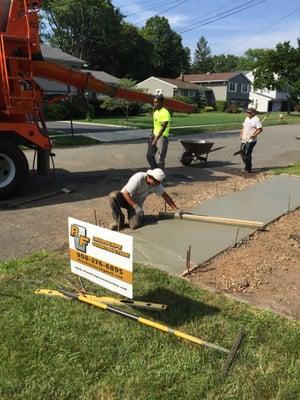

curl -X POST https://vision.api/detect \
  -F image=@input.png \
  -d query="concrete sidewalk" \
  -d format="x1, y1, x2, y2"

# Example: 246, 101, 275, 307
48, 120, 151, 142
132, 175, 300, 275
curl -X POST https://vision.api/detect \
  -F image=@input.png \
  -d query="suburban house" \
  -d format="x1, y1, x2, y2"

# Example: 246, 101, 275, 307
83, 70, 119, 100
245, 71, 289, 112
36, 45, 119, 97
35, 44, 86, 95
179, 72, 251, 108
136, 76, 200, 100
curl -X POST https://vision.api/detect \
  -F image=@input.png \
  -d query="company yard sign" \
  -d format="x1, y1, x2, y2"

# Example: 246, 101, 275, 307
68, 217, 133, 298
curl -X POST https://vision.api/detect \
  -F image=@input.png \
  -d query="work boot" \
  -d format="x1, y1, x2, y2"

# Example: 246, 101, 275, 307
109, 222, 119, 231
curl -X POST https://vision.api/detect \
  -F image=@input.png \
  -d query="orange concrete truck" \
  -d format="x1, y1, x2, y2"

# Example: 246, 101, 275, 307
0, 0, 193, 199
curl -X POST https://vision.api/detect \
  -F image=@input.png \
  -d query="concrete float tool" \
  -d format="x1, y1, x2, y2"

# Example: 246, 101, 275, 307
36, 288, 245, 376
159, 211, 264, 229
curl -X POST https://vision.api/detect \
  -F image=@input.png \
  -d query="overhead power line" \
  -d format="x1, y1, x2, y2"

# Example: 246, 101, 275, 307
134, 0, 189, 25
124, 0, 183, 18
225, 6, 300, 53
179, 0, 266, 34
187, 0, 245, 26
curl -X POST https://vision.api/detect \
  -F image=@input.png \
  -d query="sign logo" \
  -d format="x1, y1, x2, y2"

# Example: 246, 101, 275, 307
70, 224, 90, 253
68, 217, 133, 298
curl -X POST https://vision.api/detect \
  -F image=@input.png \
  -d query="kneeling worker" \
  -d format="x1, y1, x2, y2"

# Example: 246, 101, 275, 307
109, 168, 177, 230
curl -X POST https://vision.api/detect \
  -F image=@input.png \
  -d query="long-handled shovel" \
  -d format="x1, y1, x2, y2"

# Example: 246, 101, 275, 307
233, 112, 270, 156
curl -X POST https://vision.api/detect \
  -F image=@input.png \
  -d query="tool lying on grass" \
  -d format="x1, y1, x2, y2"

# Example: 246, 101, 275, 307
36, 288, 245, 376
6, 187, 73, 208
159, 211, 265, 229
35, 289, 167, 311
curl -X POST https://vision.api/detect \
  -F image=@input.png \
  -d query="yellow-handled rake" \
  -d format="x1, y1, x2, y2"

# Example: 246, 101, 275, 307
35, 288, 245, 376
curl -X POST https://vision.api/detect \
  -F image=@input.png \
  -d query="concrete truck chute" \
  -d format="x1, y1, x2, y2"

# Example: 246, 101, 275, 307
0, 0, 194, 199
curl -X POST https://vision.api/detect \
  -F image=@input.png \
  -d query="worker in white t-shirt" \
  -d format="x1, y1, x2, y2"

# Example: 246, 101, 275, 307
108, 168, 177, 230
240, 107, 263, 172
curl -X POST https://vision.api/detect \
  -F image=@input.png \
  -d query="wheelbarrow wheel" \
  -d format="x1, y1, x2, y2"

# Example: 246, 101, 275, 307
180, 151, 193, 166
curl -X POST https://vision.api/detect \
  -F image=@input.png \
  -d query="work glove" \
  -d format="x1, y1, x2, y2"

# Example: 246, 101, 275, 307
134, 205, 143, 215
175, 209, 183, 218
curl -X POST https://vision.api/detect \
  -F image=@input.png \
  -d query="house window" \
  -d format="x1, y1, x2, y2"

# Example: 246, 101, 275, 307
229, 82, 237, 92
155, 89, 162, 95
242, 84, 249, 93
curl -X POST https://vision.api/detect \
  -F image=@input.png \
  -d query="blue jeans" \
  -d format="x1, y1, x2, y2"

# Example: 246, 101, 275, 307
240, 141, 256, 171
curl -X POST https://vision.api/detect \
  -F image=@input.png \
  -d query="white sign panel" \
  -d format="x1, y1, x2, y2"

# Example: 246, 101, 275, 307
68, 217, 133, 298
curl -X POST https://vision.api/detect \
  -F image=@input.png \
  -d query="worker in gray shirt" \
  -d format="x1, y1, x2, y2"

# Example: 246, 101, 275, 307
109, 168, 177, 230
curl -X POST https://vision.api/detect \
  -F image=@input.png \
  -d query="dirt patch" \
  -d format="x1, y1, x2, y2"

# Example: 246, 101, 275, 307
142, 172, 300, 320
188, 208, 300, 320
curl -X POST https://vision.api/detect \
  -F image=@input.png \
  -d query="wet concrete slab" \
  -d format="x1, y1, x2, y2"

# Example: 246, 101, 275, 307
132, 176, 300, 275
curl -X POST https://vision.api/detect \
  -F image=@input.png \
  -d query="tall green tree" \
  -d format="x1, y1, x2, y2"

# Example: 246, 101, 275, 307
236, 48, 269, 71
141, 16, 189, 78
42, 0, 123, 74
211, 54, 239, 72
253, 40, 300, 113
192, 36, 213, 73
117, 23, 153, 81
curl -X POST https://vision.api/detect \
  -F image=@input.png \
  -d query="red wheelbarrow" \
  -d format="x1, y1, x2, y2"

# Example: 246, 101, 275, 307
179, 139, 225, 167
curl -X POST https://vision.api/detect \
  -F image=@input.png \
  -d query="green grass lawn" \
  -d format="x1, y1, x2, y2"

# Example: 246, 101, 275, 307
269, 162, 300, 175
80, 111, 300, 132
50, 134, 101, 147
0, 251, 299, 400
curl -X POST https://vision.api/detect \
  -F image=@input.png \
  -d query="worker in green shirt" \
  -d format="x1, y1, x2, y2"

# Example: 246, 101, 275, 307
146, 94, 171, 170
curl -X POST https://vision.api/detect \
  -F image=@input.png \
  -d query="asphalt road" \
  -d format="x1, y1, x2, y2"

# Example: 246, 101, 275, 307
47, 120, 300, 171
0, 122, 299, 260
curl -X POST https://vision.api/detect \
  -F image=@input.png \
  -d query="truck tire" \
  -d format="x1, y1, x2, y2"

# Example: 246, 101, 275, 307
0, 139, 29, 199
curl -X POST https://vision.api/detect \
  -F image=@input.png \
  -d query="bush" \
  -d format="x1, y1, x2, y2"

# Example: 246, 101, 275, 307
43, 103, 66, 121
225, 103, 241, 113
173, 95, 194, 104
294, 104, 300, 112
203, 106, 214, 112
214, 101, 227, 112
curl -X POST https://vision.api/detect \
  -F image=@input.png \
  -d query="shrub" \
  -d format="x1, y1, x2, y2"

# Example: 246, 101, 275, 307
204, 106, 214, 112
214, 101, 227, 112
173, 95, 194, 104
294, 104, 300, 112
43, 103, 66, 121
225, 103, 241, 113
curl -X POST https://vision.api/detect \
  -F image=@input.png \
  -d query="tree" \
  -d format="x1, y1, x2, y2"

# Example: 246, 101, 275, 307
192, 36, 213, 73
253, 40, 300, 113
211, 54, 239, 72
42, 0, 123, 74
236, 48, 269, 71
141, 16, 189, 78
100, 78, 139, 120
117, 23, 153, 81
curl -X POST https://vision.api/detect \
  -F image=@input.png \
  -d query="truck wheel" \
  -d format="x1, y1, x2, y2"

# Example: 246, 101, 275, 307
0, 140, 29, 199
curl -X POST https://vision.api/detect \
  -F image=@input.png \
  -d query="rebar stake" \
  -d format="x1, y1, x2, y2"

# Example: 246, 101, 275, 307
94, 209, 98, 225
186, 245, 191, 274
234, 228, 240, 247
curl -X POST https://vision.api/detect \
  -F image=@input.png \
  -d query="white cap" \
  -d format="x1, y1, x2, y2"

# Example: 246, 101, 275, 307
147, 168, 165, 182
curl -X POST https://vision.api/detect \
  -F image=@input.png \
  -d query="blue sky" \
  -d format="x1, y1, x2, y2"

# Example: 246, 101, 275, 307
112, 0, 300, 56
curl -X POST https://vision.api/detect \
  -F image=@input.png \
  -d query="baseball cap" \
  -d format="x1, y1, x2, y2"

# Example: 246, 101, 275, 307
147, 168, 165, 182
246, 107, 256, 113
